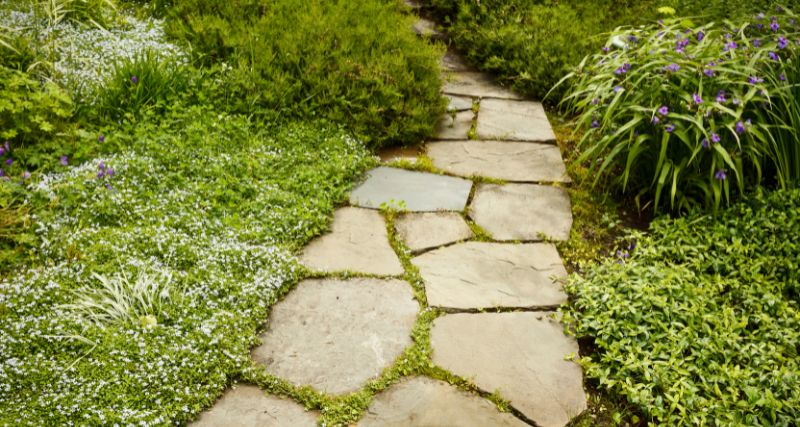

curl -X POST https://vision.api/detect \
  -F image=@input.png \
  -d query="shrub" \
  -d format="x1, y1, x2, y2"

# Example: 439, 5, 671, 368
422, 0, 783, 101
562, 187, 800, 425
560, 9, 800, 211
165, 0, 446, 148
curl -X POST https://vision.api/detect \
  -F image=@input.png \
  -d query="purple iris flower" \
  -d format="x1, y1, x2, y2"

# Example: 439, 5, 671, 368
666, 124, 676, 133
748, 76, 764, 84
97, 170, 105, 179
613, 86, 623, 93
712, 133, 721, 143
702, 138, 710, 148
628, 35, 638, 43
60, 155, 69, 166
735, 121, 747, 134
0, 147, 4, 156
693, 93, 703, 104
106, 167, 115, 177
704, 68, 715, 77
0, 169, 4, 177
5, 159, 12, 166
131, 75, 139, 84
658, 106, 669, 116
754, 39, 762, 47
665, 63, 681, 72
98, 161, 105, 171
652, 116, 661, 125
104, 183, 113, 191
22, 171, 30, 180
771, 20, 780, 32
602, 46, 610, 53
724, 41, 738, 51
591, 120, 600, 129
716, 91, 727, 103
780, 74, 787, 81
715, 169, 727, 180
697, 31, 705, 42
769, 51, 780, 61
757, 23, 764, 30
98, 134, 106, 143
778, 36, 789, 49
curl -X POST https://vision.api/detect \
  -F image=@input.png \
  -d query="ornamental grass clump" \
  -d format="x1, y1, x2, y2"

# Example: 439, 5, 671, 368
561, 6, 800, 211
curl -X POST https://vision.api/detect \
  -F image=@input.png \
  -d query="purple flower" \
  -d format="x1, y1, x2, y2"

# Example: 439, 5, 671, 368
614, 66, 627, 75
5, 159, 12, 166
704, 68, 716, 78
0, 147, 4, 156
602, 46, 610, 53
757, 23, 764, 30
98, 161, 105, 171
769, 51, 780, 61
780, 74, 787, 81
60, 155, 69, 166
665, 124, 676, 133
748, 76, 764, 84
733, 98, 742, 106
652, 116, 661, 125
0, 169, 4, 177
778, 36, 789, 49
131, 75, 139, 84
677, 38, 690, 49
697, 31, 705, 42
716, 90, 727, 103
723, 41, 738, 51
735, 121, 747, 134
702, 138, 710, 148
692, 93, 703, 104
715, 169, 727, 180
613, 86, 623, 93
22, 171, 30, 180
106, 167, 115, 177
98, 134, 106, 143
754, 39, 762, 47
104, 182, 113, 191
658, 105, 669, 116
628, 35, 638, 43
590, 120, 600, 129
591, 98, 600, 105
664, 63, 681, 72
712, 133, 721, 143
97, 170, 105, 179
771, 20, 780, 32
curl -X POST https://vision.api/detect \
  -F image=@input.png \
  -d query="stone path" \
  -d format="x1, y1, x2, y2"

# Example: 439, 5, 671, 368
192, 10, 586, 427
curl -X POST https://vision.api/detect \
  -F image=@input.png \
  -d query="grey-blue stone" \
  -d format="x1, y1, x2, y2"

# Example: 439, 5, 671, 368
350, 167, 472, 212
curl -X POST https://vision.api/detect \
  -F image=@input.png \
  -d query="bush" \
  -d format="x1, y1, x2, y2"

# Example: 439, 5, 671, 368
562, 187, 800, 425
560, 9, 800, 211
165, 0, 446, 149
422, 0, 783, 101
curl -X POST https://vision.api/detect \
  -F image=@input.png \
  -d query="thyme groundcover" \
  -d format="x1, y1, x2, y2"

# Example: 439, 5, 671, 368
564, 188, 800, 426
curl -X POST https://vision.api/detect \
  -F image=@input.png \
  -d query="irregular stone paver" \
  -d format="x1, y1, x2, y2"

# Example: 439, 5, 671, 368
441, 50, 470, 71
300, 207, 403, 275
412, 241, 567, 309
412, 18, 443, 40
470, 183, 572, 241
395, 212, 473, 253
431, 313, 587, 427
192, 385, 318, 427
252, 278, 418, 395
476, 99, 557, 143
379, 146, 420, 164
350, 167, 472, 212
443, 72, 522, 100
435, 111, 473, 140
446, 94, 474, 112
427, 140, 570, 183
359, 377, 527, 427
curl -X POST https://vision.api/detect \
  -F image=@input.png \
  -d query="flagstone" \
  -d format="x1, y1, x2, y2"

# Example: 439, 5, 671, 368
350, 167, 472, 212
191, 385, 318, 427
395, 212, 473, 253
476, 99, 557, 142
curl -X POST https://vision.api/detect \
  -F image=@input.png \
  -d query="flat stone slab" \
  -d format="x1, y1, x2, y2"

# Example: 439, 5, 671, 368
359, 377, 527, 427
300, 207, 403, 275
350, 167, 472, 212
470, 183, 572, 241
476, 99, 557, 143
427, 140, 570, 182
252, 278, 418, 395
431, 313, 587, 427
441, 51, 470, 72
435, 111, 473, 140
443, 72, 522, 100
446, 94, 474, 112
192, 385, 318, 426
412, 242, 567, 310
395, 212, 473, 253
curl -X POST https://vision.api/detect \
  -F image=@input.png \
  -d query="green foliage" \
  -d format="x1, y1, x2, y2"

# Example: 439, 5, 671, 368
35, 0, 120, 29
422, 0, 783, 101
562, 188, 800, 426
90, 50, 191, 122
561, 10, 800, 212
164, 0, 447, 148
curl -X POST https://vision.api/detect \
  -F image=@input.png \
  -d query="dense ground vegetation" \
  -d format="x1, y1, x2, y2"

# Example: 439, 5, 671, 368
0, 0, 443, 424
563, 188, 800, 425
423, 0, 781, 100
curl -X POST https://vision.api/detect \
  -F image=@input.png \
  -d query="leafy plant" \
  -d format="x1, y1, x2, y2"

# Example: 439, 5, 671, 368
562, 187, 800, 425
165, 0, 447, 148
62, 267, 178, 327
560, 8, 800, 211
